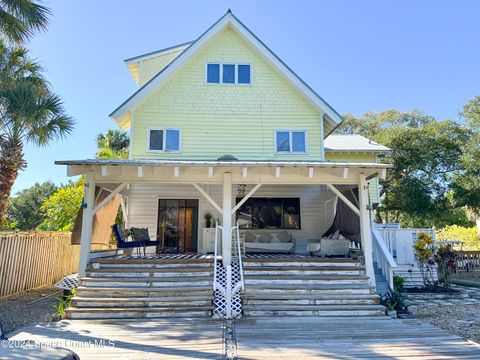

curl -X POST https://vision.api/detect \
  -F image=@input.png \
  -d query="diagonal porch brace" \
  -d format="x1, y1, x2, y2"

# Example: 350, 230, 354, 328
93, 183, 127, 215
192, 183, 223, 214
326, 184, 360, 216
231, 183, 262, 215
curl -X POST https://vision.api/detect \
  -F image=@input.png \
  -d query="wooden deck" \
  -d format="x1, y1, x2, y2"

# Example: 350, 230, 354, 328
7, 316, 480, 359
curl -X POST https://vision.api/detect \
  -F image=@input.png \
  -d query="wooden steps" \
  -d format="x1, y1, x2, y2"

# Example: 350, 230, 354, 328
66, 257, 214, 320
242, 258, 385, 317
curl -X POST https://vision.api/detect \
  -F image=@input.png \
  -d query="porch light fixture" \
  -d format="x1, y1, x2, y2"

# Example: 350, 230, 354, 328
237, 184, 247, 197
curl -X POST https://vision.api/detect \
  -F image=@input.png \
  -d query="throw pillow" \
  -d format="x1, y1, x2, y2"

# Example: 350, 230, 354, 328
277, 231, 291, 243
245, 232, 257, 243
258, 233, 273, 243
131, 227, 150, 241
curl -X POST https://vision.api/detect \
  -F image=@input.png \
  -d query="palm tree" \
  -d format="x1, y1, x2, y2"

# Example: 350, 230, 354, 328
96, 129, 130, 159
0, 0, 50, 44
0, 41, 73, 224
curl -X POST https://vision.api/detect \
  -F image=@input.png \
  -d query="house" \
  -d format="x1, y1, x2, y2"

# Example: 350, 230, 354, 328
56, 11, 394, 319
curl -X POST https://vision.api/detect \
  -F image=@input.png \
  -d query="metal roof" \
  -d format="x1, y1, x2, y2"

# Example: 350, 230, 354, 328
123, 41, 193, 64
55, 158, 392, 169
324, 135, 391, 153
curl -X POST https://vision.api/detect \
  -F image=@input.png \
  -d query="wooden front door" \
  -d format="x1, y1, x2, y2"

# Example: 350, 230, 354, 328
157, 199, 199, 253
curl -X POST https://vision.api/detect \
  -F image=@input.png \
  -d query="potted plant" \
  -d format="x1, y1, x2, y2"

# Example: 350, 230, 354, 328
204, 212, 213, 228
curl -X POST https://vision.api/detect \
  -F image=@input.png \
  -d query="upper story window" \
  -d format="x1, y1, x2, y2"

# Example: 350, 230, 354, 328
147, 128, 181, 152
206, 63, 251, 84
275, 130, 307, 154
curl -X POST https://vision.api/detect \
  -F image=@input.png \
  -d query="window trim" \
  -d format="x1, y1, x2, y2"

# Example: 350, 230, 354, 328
146, 127, 182, 153
236, 196, 302, 230
205, 62, 252, 85
274, 129, 308, 154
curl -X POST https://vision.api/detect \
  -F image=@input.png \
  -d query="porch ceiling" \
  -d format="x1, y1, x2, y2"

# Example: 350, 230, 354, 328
56, 159, 391, 185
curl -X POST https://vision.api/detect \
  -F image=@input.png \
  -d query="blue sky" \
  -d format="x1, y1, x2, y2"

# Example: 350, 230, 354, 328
13, 0, 480, 193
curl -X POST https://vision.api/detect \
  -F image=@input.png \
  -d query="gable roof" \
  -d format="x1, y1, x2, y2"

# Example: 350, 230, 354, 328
110, 10, 345, 130
124, 41, 193, 64
324, 135, 391, 153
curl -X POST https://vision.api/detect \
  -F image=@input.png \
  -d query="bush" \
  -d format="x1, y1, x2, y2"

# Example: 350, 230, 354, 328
436, 225, 480, 250
434, 245, 457, 289
393, 274, 405, 292
413, 232, 436, 288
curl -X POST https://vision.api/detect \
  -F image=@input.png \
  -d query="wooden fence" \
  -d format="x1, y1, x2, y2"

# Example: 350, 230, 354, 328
452, 251, 480, 282
0, 232, 80, 298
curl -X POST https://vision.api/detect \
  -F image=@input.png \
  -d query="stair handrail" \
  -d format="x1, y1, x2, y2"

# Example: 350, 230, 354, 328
231, 221, 244, 292
372, 229, 398, 290
213, 222, 226, 297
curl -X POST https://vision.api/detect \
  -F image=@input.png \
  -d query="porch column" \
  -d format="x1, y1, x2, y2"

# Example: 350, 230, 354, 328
358, 175, 376, 287
78, 175, 95, 278
222, 172, 233, 266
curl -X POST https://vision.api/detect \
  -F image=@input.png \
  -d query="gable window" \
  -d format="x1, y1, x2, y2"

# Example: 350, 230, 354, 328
236, 197, 301, 229
147, 128, 181, 152
275, 130, 307, 153
206, 63, 251, 84
207, 64, 220, 83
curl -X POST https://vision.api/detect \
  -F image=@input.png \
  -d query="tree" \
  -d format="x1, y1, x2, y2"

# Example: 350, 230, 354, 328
0, 0, 50, 44
336, 110, 472, 227
39, 180, 83, 231
6, 181, 57, 230
452, 96, 480, 216
0, 41, 74, 225
96, 129, 129, 159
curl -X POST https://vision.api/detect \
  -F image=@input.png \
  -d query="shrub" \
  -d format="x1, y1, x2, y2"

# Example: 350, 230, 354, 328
381, 289, 406, 312
413, 232, 436, 288
436, 225, 480, 250
393, 274, 405, 292
434, 245, 457, 289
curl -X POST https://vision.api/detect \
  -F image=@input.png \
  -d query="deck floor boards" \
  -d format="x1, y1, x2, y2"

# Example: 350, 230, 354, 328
6, 316, 480, 359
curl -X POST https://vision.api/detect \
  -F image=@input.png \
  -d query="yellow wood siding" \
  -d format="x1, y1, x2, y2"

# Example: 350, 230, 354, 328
325, 152, 381, 204
131, 27, 324, 160
138, 49, 185, 86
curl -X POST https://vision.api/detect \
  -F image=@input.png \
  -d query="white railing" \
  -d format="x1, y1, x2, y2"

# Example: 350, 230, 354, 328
213, 223, 225, 296
372, 229, 398, 290
374, 226, 436, 266
231, 221, 244, 293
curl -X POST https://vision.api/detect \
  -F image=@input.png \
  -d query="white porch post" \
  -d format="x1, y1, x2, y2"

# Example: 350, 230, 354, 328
222, 172, 233, 266
358, 174, 376, 288
78, 175, 95, 278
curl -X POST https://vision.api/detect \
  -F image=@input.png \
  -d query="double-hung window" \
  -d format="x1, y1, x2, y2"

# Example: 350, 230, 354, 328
206, 63, 251, 84
148, 128, 181, 152
275, 130, 307, 153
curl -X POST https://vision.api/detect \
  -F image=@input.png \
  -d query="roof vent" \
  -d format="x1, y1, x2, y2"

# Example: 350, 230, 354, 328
217, 155, 238, 161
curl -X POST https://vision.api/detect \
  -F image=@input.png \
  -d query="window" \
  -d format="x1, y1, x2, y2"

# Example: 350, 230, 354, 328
147, 128, 181, 152
223, 64, 235, 83
275, 130, 307, 153
206, 63, 251, 84
238, 64, 251, 84
207, 64, 220, 83
236, 197, 301, 229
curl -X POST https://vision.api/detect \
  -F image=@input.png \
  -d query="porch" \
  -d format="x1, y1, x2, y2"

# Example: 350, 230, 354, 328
57, 159, 391, 319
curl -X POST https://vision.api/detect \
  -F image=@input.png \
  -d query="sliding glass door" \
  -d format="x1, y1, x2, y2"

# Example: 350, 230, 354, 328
157, 199, 199, 253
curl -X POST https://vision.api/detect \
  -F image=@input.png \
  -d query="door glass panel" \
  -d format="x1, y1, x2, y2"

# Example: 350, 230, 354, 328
157, 199, 198, 253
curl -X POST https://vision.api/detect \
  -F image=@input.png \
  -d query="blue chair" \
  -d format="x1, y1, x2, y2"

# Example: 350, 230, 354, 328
112, 224, 144, 256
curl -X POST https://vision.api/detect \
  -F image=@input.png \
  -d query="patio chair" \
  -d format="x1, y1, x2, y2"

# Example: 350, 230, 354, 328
111, 224, 144, 256
130, 227, 160, 256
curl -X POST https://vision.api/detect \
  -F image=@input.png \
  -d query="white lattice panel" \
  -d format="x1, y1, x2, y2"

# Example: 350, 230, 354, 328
213, 259, 242, 319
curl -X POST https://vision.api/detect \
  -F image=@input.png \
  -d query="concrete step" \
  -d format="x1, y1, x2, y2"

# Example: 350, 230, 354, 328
242, 259, 361, 268
66, 306, 212, 319
72, 296, 212, 308
243, 266, 365, 276
243, 304, 386, 317
76, 286, 212, 297
80, 277, 212, 288
243, 294, 380, 306
244, 283, 375, 295
86, 267, 213, 278
244, 275, 370, 285
91, 259, 213, 269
